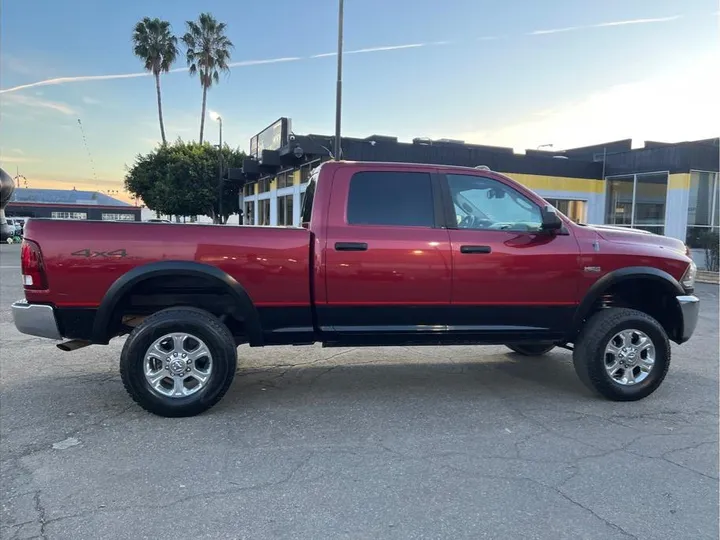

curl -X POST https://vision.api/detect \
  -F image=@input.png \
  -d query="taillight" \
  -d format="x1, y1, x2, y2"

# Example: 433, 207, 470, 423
21, 240, 48, 290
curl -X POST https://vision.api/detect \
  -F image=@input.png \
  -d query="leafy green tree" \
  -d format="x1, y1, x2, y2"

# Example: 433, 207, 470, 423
125, 140, 245, 223
182, 13, 233, 144
132, 17, 179, 145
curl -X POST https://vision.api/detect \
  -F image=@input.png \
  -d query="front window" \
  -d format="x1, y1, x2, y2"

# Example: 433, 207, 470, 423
446, 174, 542, 232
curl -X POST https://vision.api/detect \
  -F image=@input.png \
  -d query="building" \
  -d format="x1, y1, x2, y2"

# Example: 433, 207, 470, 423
6, 188, 141, 222
238, 118, 719, 267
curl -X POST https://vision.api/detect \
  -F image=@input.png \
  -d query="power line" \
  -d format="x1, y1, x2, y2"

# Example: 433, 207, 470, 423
77, 118, 98, 187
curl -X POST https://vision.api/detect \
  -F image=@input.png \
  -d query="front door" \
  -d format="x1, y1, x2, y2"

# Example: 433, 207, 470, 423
442, 171, 582, 341
320, 165, 453, 341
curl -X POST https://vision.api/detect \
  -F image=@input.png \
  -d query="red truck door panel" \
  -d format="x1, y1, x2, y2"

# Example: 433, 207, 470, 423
320, 166, 453, 336
441, 172, 582, 339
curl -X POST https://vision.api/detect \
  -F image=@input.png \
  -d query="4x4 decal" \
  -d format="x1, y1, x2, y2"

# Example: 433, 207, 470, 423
71, 249, 127, 258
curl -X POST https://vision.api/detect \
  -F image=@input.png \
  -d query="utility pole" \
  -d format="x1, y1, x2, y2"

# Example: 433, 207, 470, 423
334, 0, 344, 161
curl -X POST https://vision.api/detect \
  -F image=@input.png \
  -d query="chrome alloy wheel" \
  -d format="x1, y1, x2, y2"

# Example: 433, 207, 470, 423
143, 333, 213, 398
604, 329, 655, 386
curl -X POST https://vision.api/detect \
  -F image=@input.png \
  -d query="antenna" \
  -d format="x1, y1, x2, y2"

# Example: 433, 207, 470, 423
77, 118, 98, 188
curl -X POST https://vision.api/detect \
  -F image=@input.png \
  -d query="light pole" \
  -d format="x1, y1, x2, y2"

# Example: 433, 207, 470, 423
210, 111, 223, 223
334, 0, 344, 161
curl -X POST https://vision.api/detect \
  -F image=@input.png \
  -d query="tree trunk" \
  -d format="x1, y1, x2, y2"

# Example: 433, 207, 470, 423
199, 84, 208, 144
155, 72, 167, 146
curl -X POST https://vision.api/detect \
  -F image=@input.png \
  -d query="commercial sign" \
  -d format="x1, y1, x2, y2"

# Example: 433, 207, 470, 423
249, 118, 292, 158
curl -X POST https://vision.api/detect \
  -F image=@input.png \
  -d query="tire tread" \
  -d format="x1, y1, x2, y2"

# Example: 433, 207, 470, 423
573, 308, 670, 401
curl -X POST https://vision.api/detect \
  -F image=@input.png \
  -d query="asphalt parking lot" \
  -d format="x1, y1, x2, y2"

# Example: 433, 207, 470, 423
1, 243, 718, 540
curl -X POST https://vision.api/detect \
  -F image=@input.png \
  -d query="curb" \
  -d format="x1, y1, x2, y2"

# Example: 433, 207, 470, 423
697, 271, 719, 285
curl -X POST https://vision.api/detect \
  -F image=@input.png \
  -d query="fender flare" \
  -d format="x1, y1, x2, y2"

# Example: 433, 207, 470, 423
573, 266, 684, 332
92, 261, 262, 345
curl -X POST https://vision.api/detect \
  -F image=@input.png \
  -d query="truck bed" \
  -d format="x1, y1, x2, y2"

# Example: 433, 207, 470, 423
22, 219, 314, 344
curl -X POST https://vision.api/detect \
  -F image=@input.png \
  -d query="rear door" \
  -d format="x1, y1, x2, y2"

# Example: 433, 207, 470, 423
319, 165, 453, 340
441, 171, 582, 341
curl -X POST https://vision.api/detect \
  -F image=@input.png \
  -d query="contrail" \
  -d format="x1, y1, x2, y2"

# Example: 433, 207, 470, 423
0, 72, 149, 94
530, 14, 681, 36
529, 26, 582, 35
592, 15, 681, 27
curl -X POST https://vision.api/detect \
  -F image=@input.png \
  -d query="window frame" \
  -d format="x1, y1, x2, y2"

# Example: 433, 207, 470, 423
604, 170, 670, 235
344, 170, 446, 229
438, 172, 547, 233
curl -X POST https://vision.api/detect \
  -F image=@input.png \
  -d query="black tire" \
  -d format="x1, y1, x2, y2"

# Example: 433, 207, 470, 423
506, 343, 556, 356
573, 308, 670, 401
120, 307, 237, 417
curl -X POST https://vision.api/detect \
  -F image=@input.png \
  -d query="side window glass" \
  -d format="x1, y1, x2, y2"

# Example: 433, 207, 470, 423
447, 174, 542, 232
347, 171, 434, 227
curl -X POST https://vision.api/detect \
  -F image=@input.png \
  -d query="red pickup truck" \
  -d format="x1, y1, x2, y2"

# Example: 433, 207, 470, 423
12, 161, 699, 417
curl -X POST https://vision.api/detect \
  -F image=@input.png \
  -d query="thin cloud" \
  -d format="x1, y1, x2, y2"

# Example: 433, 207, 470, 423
82, 96, 101, 105
3, 93, 76, 115
10, 148, 25, 155
228, 57, 302, 67
0, 155, 38, 164
593, 15, 682, 27
529, 26, 583, 36
530, 14, 682, 36
0, 72, 148, 94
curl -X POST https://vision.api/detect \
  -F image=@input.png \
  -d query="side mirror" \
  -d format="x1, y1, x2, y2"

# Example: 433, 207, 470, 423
541, 205, 563, 232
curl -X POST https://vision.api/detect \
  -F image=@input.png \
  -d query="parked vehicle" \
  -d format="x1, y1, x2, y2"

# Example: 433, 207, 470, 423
12, 161, 699, 416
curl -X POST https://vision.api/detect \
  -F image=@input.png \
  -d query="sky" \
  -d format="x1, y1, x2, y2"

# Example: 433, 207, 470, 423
0, 0, 718, 198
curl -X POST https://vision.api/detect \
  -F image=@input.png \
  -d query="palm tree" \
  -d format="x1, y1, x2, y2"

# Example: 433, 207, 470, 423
132, 17, 178, 146
182, 13, 233, 144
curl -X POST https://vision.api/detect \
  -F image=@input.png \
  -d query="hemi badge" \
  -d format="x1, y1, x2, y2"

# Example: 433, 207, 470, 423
584, 266, 602, 273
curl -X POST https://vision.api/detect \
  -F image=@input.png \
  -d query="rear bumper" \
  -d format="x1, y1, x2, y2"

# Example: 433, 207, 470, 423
11, 301, 62, 340
676, 295, 700, 344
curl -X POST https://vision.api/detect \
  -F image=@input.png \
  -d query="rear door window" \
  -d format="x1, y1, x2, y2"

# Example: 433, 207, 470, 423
347, 171, 434, 227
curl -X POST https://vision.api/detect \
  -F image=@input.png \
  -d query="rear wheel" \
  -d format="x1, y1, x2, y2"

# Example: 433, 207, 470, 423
573, 308, 670, 401
506, 343, 556, 356
120, 307, 237, 417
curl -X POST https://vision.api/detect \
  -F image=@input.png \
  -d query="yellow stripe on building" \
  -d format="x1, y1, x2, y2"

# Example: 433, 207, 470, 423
502, 172, 605, 194
669, 173, 691, 190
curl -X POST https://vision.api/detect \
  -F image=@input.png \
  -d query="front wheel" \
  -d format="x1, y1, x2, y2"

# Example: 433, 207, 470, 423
120, 307, 237, 417
506, 343, 556, 356
573, 308, 670, 401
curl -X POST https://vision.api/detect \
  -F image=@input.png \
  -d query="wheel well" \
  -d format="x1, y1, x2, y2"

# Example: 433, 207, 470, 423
585, 279, 682, 342
107, 274, 249, 344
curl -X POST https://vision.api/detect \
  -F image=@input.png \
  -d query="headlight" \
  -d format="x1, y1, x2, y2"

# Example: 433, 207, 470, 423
681, 259, 697, 290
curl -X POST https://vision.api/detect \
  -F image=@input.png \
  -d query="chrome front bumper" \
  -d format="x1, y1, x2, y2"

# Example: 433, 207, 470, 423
676, 295, 700, 343
11, 301, 62, 340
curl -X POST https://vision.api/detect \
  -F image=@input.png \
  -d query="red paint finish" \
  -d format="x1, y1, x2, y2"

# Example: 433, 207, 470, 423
23, 221, 311, 307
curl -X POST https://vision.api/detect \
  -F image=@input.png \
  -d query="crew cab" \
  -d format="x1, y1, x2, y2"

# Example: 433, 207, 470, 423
12, 161, 700, 417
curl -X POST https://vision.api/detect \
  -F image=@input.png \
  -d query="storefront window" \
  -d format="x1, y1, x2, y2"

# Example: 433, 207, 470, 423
244, 201, 254, 225
686, 171, 719, 249
544, 198, 587, 223
277, 170, 294, 189
258, 178, 271, 193
605, 173, 668, 234
277, 194, 294, 226
52, 211, 87, 220
258, 199, 270, 226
